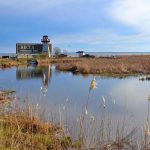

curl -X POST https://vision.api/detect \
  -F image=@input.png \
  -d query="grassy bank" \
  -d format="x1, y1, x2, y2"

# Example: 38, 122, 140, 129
2, 55, 150, 75
0, 58, 27, 68
0, 108, 65, 149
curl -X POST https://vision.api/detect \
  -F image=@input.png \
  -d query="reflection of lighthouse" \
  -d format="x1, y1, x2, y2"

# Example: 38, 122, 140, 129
43, 64, 52, 90
16, 65, 52, 96
41, 35, 51, 57
40, 65, 52, 96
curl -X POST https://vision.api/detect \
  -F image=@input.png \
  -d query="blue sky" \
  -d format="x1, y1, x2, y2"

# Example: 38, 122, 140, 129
0, 0, 150, 53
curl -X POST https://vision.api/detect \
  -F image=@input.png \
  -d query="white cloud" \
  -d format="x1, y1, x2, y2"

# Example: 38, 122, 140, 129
109, 0, 150, 32
52, 29, 150, 44
51, 29, 150, 52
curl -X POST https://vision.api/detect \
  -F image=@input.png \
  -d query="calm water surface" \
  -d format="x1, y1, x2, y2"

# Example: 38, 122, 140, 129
0, 65, 150, 128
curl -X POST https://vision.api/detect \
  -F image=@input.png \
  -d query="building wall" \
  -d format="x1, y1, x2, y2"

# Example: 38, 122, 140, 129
16, 43, 43, 54
16, 43, 52, 57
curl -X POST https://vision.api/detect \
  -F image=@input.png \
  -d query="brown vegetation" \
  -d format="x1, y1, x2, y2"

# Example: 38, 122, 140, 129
2, 55, 150, 75
0, 103, 74, 150
0, 115, 63, 149
0, 58, 18, 68
0, 90, 16, 104
55, 55, 150, 75
0, 58, 26, 68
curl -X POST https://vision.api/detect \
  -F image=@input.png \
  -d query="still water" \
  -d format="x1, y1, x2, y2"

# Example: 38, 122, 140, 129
0, 65, 150, 128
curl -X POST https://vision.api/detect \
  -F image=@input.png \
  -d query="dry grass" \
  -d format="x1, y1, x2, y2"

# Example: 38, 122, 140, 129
0, 58, 27, 68
0, 58, 18, 68
55, 55, 150, 75
0, 116, 63, 149
0, 103, 73, 150
0, 90, 16, 104
2, 55, 150, 75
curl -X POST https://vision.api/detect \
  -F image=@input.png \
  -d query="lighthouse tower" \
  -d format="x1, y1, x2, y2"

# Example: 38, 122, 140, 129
41, 35, 51, 57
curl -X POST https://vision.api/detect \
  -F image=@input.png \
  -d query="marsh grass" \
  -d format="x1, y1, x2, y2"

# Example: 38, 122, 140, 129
2, 55, 150, 76
55, 55, 150, 75
1, 85, 150, 149
0, 90, 16, 104
0, 103, 68, 150
1, 99, 150, 149
0, 58, 27, 68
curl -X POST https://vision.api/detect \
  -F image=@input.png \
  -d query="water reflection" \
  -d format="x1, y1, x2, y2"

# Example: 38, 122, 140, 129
1, 65, 150, 128
16, 65, 52, 91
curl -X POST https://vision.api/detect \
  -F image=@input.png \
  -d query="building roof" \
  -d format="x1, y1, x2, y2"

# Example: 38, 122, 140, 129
43, 35, 48, 37
16, 43, 43, 45
76, 51, 85, 53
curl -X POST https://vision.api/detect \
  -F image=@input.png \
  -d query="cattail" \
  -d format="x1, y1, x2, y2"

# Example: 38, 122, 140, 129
144, 122, 150, 137
113, 99, 116, 105
90, 77, 97, 90
148, 95, 150, 101
85, 107, 88, 115
59, 105, 62, 126
102, 96, 106, 108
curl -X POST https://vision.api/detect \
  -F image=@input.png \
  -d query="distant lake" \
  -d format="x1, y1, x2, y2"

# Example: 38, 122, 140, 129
0, 65, 150, 129
68, 52, 150, 57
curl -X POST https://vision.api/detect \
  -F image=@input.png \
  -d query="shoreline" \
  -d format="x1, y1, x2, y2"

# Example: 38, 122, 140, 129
1, 55, 150, 76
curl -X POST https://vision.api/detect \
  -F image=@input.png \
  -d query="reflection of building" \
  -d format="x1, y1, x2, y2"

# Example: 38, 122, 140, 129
16, 65, 52, 88
16, 35, 52, 57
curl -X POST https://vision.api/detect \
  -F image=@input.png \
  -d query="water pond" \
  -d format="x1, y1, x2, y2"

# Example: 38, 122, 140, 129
0, 65, 150, 129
